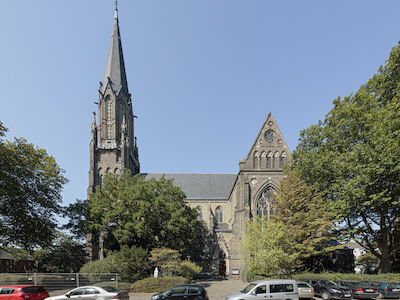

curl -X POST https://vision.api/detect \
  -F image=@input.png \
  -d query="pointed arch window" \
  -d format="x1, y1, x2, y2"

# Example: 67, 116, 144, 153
107, 99, 113, 120
253, 151, 260, 169
257, 187, 274, 219
267, 152, 273, 169
215, 206, 223, 223
280, 152, 286, 169
274, 152, 280, 169
197, 208, 202, 221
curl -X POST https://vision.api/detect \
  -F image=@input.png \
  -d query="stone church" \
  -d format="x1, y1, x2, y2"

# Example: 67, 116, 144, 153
87, 7, 291, 279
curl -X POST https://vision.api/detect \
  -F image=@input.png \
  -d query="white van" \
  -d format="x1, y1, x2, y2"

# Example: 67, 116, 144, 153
226, 279, 299, 300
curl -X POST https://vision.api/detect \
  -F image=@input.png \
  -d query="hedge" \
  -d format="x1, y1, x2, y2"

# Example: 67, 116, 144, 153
253, 273, 400, 283
130, 277, 190, 293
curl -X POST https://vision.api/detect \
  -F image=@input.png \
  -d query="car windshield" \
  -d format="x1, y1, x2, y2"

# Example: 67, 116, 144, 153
320, 280, 337, 287
298, 283, 310, 288
102, 286, 117, 292
241, 284, 257, 293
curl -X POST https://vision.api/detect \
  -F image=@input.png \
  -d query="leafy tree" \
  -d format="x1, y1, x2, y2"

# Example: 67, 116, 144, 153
62, 199, 89, 239
242, 217, 297, 277
179, 260, 202, 279
292, 42, 400, 272
272, 169, 336, 269
112, 246, 150, 282
149, 248, 181, 276
0, 122, 68, 250
35, 234, 86, 273
89, 173, 204, 259
356, 252, 379, 274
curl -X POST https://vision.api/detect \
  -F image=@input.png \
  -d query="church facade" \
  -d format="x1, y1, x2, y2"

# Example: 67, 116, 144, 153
87, 7, 291, 279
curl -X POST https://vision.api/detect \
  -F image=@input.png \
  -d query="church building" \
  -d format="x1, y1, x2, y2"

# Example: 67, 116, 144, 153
87, 6, 291, 279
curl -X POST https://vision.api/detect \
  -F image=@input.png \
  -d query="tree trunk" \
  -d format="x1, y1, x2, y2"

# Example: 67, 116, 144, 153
378, 249, 394, 273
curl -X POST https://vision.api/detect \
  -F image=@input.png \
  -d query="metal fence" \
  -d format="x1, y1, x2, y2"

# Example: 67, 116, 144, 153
0, 273, 119, 292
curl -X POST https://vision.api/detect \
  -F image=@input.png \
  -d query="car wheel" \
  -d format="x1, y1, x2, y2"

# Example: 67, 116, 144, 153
321, 292, 331, 300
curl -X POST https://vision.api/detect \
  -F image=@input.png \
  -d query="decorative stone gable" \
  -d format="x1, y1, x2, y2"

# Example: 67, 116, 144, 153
239, 112, 291, 171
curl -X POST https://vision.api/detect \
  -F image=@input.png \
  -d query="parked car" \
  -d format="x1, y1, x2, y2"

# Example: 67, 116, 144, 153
0, 285, 49, 300
225, 279, 299, 300
45, 285, 129, 300
297, 281, 315, 300
363, 281, 400, 299
151, 285, 208, 300
336, 280, 378, 299
303, 279, 352, 300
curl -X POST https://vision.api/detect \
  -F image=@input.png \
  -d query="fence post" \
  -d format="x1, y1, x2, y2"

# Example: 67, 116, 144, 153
76, 273, 80, 287
33, 273, 38, 285
116, 273, 118, 289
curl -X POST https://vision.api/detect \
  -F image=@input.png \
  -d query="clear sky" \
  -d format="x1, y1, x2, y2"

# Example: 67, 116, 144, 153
1, 0, 400, 207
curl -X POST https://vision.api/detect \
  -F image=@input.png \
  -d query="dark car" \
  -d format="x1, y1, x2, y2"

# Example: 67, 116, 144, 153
336, 281, 378, 299
0, 285, 49, 300
303, 279, 352, 300
151, 285, 208, 300
363, 281, 400, 299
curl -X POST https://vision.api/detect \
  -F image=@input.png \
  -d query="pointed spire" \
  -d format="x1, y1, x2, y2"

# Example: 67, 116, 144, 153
101, 2, 129, 97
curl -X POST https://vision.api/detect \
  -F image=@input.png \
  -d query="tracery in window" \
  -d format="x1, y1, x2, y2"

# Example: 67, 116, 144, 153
257, 187, 274, 219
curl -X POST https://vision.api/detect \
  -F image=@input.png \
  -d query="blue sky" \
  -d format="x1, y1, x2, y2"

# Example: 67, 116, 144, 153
1, 0, 399, 207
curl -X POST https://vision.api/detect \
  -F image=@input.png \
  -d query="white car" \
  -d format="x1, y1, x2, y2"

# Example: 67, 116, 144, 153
226, 279, 299, 300
297, 281, 315, 299
46, 285, 129, 300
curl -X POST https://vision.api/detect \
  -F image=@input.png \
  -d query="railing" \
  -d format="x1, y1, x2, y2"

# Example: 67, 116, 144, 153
0, 273, 119, 292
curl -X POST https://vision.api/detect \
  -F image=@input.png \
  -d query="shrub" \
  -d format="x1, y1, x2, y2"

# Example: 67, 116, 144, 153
80, 254, 117, 274
179, 260, 202, 279
80, 246, 149, 283
130, 277, 189, 293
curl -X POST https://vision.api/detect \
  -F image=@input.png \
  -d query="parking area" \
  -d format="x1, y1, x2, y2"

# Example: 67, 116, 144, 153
128, 280, 400, 300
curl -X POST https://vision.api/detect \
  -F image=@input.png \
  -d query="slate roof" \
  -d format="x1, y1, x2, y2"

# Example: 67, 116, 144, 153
142, 173, 237, 200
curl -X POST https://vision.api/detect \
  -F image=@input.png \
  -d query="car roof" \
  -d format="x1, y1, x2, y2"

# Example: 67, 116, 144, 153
0, 285, 43, 288
251, 279, 297, 284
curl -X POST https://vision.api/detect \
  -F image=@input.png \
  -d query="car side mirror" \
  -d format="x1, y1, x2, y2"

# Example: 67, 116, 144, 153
66, 293, 71, 298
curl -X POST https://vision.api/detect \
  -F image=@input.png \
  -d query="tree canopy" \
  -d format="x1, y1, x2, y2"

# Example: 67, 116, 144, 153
35, 234, 86, 273
272, 169, 336, 269
242, 217, 297, 278
88, 172, 205, 260
292, 42, 400, 272
0, 121, 68, 250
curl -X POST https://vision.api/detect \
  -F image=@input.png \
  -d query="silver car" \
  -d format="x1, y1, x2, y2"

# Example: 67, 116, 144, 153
297, 281, 315, 300
226, 279, 299, 300
45, 285, 129, 300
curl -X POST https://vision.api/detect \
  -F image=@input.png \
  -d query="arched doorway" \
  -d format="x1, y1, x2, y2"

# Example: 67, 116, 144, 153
218, 250, 226, 277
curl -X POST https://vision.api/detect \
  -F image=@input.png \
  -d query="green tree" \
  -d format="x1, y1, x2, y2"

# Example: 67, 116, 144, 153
0, 122, 68, 250
356, 252, 379, 274
62, 199, 89, 239
242, 217, 297, 278
272, 169, 336, 270
292, 42, 400, 272
149, 248, 181, 276
89, 173, 204, 259
35, 234, 87, 273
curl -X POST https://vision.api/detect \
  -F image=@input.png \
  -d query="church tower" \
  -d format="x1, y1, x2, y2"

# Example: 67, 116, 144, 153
88, 5, 139, 197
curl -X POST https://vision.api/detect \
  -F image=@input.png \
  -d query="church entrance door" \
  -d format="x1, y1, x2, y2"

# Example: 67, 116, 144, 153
218, 260, 226, 277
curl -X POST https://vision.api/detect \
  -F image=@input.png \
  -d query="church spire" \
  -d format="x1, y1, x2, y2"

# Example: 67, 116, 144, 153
101, 2, 129, 97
